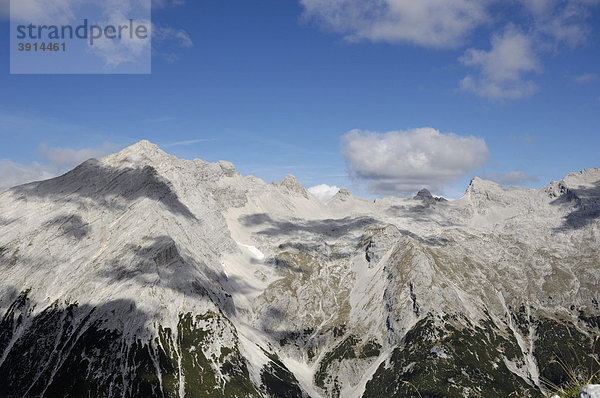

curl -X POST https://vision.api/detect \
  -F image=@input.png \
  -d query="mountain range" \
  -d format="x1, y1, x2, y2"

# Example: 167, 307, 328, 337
0, 140, 598, 397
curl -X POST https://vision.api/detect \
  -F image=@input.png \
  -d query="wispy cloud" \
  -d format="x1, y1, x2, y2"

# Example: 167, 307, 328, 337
483, 170, 539, 186
37, 143, 117, 168
162, 138, 217, 147
152, 0, 185, 8
0, 142, 118, 191
152, 24, 194, 62
299, 0, 600, 101
573, 73, 598, 84
5, 0, 192, 69
3, 0, 79, 24
0, 112, 112, 139
508, 133, 536, 145
143, 116, 177, 123
519, 0, 598, 48
0, 159, 55, 191
0, 0, 7, 20
460, 0, 600, 100
153, 26, 194, 48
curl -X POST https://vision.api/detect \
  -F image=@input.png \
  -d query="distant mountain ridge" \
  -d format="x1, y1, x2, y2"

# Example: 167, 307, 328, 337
0, 140, 598, 397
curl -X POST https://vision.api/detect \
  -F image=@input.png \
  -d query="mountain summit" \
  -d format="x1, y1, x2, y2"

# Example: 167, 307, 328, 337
0, 141, 598, 397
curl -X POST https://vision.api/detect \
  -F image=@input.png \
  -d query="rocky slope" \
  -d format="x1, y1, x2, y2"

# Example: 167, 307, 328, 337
0, 140, 598, 397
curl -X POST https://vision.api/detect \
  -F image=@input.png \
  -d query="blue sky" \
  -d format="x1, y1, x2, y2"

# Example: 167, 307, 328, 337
0, 0, 599, 199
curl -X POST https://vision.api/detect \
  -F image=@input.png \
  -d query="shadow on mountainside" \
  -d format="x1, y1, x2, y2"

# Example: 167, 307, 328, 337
0, 290, 160, 397
385, 200, 459, 229
10, 159, 197, 220
44, 214, 91, 239
95, 235, 260, 316
239, 213, 380, 239
551, 181, 600, 231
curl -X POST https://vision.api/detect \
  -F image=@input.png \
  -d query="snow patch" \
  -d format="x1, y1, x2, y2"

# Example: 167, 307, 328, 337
237, 242, 265, 260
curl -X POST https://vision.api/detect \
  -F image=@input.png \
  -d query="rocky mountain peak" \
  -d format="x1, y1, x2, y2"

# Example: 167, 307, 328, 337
561, 168, 600, 189
106, 140, 171, 168
331, 188, 352, 201
216, 160, 236, 177
122, 140, 163, 156
414, 188, 433, 200
277, 174, 310, 198
413, 188, 446, 204
0, 143, 598, 398
465, 176, 506, 197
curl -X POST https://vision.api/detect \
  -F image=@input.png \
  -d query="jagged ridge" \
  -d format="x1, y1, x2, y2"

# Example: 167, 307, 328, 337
0, 141, 598, 397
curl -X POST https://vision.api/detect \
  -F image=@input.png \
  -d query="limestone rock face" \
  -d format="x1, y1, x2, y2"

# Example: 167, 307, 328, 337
414, 188, 433, 200
0, 141, 599, 397
579, 385, 600, 398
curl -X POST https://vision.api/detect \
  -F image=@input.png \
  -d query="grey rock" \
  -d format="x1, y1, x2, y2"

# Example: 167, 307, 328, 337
579, 385, 600, 398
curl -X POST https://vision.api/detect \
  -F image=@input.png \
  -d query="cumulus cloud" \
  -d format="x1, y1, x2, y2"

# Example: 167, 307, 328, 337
308, 184, 340, 201
341, 128, 489, 196
299, 0, 600, 101
483, 170, 539, 186
300, 0, 489, 48
460, 27, 542, 100
459, 1, 599, 99
0, 143, 116, 191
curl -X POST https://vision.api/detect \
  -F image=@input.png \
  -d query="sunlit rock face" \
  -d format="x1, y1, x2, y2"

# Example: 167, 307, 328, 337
0, 141, 598, 397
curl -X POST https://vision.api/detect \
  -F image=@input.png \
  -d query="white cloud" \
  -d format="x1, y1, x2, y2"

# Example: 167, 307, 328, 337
341, 128, 489, 196
299, 0, 599, 101
37, 143, 116, 168
84, 1, 152, 69
300, 0, 489, 48
0, 1, 7, 19
153, 26, 193, 47
152, 0, 184, 8
2, 0, 185, 21
308, 184, 340, 201
89, 21, 152, 70
5, 0, 192, 68
460, 27, 542, 99
508, 133, 536, 145
163, 138, 216, 147
4, 0, 152, 69
483, 170, 539, 186
573, 73, 598, 83
520, 0, 599, 48
3, 0, 80, 24
458, 2, 599, 99
0, 143, 116, 191
0, 160, 56, 191
150, 25, 194, 63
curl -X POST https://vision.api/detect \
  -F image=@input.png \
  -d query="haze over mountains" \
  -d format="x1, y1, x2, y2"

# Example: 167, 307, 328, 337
0, 141, 598, 397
